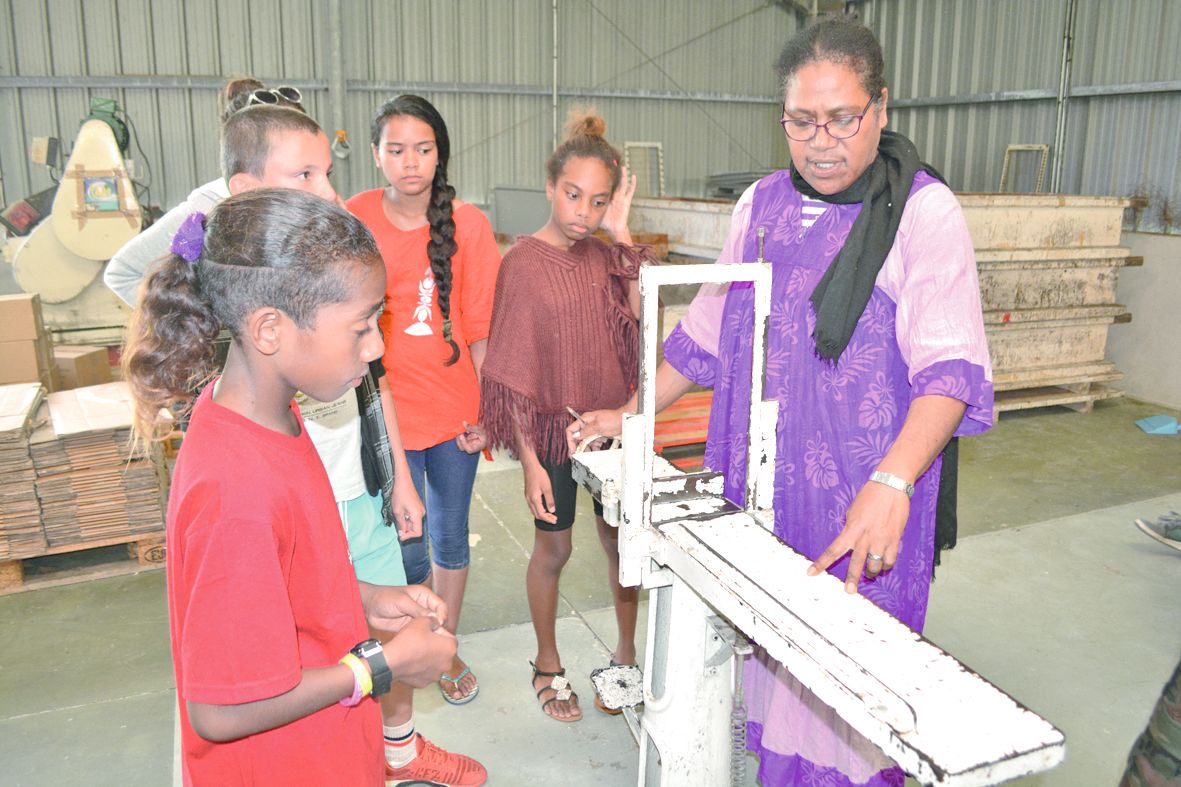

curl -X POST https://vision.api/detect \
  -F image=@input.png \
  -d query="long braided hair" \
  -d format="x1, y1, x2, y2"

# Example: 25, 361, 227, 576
370, 94, 461, 366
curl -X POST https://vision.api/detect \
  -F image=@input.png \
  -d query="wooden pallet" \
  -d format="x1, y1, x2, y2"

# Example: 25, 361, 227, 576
0, 531, 165, 595
994, 382, 1124, 416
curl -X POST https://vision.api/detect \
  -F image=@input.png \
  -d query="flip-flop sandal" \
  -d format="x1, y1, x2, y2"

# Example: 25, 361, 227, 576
438, 666, 479, 705
530, 660, 582, 722
590, 661, 644, 715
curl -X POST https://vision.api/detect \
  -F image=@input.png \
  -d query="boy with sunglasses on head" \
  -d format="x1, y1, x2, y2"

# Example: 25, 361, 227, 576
104, 78, 309, 304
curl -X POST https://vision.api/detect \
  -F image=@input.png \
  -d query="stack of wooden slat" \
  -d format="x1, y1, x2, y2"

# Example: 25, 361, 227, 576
29, 382, 166, 548
957, 193, 1135, 415
0, 383, 48, 559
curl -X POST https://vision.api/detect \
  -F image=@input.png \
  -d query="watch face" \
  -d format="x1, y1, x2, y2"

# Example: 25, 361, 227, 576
356, 639, 382, 658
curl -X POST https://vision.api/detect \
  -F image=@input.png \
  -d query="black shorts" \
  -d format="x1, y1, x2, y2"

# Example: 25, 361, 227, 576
535, 459, 605, 532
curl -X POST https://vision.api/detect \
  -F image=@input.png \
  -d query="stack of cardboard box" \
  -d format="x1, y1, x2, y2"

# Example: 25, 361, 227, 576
29, 382, 166, 548
0, 294, 54, 390
0, 383, 49, 560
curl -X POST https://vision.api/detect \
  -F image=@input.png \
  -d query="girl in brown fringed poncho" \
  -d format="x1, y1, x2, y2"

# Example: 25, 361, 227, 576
479, 111, 656, 723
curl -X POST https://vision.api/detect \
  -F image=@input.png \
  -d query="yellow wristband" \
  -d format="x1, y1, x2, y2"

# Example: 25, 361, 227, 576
339, 652, 372, 705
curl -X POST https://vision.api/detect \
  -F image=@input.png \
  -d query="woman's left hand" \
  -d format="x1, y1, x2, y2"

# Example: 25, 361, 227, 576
455, 421, 487, 454
808, 480, 910, 593
600, 166, 637, 245
392, 473, 425, 540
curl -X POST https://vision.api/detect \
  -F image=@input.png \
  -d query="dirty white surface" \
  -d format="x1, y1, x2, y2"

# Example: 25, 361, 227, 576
659, 515, 1065, 785
576, 441, 1066, 784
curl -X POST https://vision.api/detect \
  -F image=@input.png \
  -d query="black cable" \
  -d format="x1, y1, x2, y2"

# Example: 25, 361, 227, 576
118, 107, 154, 209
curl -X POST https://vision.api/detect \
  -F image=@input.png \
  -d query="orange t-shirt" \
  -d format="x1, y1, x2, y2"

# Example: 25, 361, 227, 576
347, 190, 501, 450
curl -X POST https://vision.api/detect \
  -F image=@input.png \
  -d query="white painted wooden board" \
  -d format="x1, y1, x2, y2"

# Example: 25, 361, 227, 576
957, 194, 1129, 250
657, 515, 1066, 786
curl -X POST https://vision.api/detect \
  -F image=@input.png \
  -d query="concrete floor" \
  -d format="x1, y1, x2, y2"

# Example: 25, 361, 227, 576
1, 396, 1179, 786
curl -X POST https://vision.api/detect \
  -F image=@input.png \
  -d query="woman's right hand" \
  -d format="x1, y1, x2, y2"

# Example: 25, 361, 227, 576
381, 617, 457, 688
565, 408, 624, 456
523, 461, 558, 524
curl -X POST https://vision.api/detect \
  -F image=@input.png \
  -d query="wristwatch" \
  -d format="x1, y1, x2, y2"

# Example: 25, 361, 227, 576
350, 638, 393, 697
869, 470, 915, 499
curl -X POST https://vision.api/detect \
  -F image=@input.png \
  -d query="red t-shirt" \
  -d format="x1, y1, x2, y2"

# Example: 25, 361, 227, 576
167, 385, 382, 786
346, 191, 501, 450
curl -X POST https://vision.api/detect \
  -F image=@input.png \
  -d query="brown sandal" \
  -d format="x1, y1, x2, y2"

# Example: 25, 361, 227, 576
530, 661, 582, 722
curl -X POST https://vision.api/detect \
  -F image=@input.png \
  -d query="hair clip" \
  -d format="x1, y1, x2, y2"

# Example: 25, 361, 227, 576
442, 319, 453, 343
171, 212, 206, 263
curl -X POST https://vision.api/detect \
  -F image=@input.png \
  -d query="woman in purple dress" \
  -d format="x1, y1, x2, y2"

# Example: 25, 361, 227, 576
572, 19, 994, 787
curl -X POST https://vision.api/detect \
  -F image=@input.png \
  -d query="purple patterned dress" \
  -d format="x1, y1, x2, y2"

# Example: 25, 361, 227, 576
664, 169, 994, 786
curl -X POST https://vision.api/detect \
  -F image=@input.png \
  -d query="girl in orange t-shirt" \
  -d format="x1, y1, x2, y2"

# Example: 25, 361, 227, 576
347, 94, 500, 707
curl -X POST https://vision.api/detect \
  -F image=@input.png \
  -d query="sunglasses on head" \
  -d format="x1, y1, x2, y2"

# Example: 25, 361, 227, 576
248, 86, 303, 107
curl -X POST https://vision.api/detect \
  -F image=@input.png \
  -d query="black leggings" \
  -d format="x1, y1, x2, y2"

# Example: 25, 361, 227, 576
534, 459, 605, 532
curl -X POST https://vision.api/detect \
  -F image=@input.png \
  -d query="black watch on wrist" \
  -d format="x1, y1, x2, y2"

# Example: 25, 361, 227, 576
350, 638, 393, 697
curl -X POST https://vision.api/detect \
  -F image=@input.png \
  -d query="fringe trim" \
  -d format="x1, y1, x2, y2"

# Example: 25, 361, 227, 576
605, 242, 653, 385
606, 289, 639, 386
609, 242, 654, 278
480, 376, 573, 466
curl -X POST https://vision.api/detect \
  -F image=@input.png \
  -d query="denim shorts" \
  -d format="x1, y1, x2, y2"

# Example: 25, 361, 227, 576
400, 438, 480, 583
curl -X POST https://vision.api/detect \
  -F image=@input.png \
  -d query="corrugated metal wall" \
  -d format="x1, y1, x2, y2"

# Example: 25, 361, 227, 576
0, 0, 798, 213
8, 1, 1175, 231
858, 0, 1181, 233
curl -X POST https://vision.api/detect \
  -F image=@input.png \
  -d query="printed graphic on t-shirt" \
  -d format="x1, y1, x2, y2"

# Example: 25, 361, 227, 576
406, 265, 435, 336
295, 391, 352, 426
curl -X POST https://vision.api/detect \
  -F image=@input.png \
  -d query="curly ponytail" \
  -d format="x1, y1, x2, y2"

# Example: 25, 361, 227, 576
371, 94, 460, 366
123, 189, 382, 443
123, 254, 221, 442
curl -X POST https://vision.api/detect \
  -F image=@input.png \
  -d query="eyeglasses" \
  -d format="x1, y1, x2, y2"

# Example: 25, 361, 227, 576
779, 97, 879, 142
248, 86, 303, 107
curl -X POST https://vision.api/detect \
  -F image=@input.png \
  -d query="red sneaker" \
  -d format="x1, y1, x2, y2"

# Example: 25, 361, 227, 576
384, 734, 487, 787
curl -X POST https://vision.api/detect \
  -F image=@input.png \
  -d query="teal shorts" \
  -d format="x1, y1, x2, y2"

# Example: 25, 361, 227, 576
339, 491, 407, 587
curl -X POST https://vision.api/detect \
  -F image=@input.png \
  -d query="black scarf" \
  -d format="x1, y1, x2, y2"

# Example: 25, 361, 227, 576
792, 130, 945, 362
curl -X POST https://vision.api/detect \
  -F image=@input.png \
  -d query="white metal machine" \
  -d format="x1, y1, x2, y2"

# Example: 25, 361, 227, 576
571, 261, 1065, 786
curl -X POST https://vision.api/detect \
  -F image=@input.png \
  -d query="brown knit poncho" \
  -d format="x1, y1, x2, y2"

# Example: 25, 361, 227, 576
480, 235, 654, 465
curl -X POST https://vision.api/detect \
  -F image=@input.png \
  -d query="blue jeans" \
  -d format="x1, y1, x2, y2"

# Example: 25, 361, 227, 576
401, 438, 479, 583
